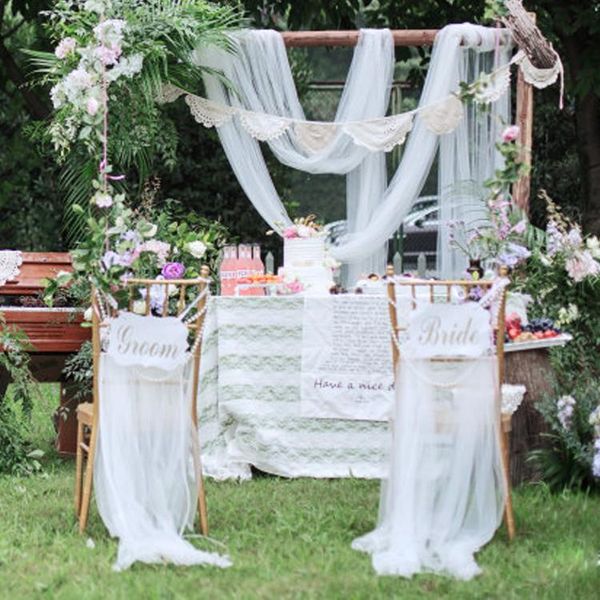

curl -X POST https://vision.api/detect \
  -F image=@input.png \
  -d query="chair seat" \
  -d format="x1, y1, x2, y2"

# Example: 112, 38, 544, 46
77, 402, 93, 426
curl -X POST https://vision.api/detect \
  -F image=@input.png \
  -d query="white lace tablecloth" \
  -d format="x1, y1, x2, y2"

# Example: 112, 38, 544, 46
197, 296, 528, 480
197, 296, 390, 480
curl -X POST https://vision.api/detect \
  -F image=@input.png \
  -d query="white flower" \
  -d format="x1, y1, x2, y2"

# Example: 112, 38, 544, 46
168, 284, 178, 297
93, 191, 113, 208
83, 307, 93, 322
185, 240, 207, 259
93, 19, 127, 47
84, 0, 109, 14
50, 83, 66, 109
55, 38, 77, 59
296, 224, 313, 238
132, 300, 147, 315
587, 236, 600, 259
86, 96, 100, 116
142, 224, 158, 238
565, 250, 600, 282
85, 537, 96, 549
106, 54, 144, 82
557, 303, 579, 327
115, 216, 125, 228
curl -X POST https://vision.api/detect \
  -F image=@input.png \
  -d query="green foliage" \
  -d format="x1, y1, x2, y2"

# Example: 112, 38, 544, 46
62, 340, 92, 402
0, 314, 44, 475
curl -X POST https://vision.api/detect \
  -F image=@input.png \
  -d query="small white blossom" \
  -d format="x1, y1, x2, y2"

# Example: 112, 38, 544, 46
83, 307, 93, 322
84, 0, 110, 14
185, 240, 207, 259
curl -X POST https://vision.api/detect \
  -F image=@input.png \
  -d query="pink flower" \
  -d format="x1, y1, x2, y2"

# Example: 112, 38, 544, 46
86, 97, 100, 116
565, 250, 600, 282
133, 240, 171, 265
282, 226, 298, 239
161, 262, 186, 280
94, 44, 122, 66
55, 37, 77, 59
286, 280, 304, 294
502, 125, 520, 143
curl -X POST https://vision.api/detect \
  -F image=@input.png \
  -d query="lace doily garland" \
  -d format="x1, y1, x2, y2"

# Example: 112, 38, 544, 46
158, 43, 562, 155
501, 383, 526, 416
0, 250, 23, 286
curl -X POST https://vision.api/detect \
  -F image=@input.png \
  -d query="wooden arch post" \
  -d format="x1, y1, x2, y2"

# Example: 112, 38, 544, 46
280, 28, 534, 212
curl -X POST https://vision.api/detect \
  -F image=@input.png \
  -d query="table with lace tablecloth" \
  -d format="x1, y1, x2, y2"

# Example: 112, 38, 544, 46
197, 295, 391, 480
196, 295, 533, 481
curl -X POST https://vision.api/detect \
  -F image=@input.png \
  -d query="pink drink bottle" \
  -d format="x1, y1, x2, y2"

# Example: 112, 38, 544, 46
219, 245, 237, 296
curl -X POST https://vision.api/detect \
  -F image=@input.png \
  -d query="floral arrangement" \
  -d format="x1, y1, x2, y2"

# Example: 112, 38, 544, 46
448, 125, 531, 268
278, 215, 325, 239
44, 196, 229, 309
33, 0, 238, 160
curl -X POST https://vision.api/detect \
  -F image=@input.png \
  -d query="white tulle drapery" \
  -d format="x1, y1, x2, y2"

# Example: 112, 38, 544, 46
352, 305, 505, 579
94, 354, 231, 571
196, 28, 395, 283
193, 24, 512, 281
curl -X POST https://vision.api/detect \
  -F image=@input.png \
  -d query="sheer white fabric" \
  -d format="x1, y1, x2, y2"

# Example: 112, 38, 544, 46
194, 25, 511, 282
352, 303, 505, 579
437, 33, 512, 278
94, 353, 231, 571
196, 28, 394, 283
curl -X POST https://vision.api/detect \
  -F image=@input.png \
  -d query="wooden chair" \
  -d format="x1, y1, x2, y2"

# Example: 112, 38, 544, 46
74, 266, 212, 535
385, 265, 515, 541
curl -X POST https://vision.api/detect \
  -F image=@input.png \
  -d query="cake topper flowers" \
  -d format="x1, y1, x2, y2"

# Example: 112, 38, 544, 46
268, 215, 325, 239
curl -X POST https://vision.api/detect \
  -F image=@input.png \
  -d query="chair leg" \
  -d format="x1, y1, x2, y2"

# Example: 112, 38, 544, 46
500, 426, 516, 541
197, 472, 209, 536
74, 420, 84, 516
79, 424, 98, 534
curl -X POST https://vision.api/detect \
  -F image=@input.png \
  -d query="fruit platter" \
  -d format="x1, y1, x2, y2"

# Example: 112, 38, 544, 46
504, 313, 572, 352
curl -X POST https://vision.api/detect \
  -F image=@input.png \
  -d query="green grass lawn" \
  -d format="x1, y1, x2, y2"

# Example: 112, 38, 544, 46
0, 387, 599, 599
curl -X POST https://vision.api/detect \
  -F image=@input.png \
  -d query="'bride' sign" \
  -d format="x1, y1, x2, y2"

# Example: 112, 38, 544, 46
106, 312, 189, 371
404, 303, 492, 358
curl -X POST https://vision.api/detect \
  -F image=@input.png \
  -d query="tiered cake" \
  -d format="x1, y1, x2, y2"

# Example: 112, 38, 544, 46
282, 237, 334, 296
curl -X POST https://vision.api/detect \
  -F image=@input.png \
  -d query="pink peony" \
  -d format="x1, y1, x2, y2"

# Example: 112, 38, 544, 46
55, 37, 77, 59
282, 225, 298, 239
565, 250, 600, 282
86, 97, 100, 116
501, 125, 520, 143
161, 262, 186, 280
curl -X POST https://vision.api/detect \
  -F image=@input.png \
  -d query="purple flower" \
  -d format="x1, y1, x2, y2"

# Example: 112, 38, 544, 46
161, 262, 185, 280
101, 250, 120, 270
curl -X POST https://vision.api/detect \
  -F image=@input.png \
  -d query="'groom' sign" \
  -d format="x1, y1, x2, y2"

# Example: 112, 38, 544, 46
404, 303, 492, 358
106, 312, 189, 371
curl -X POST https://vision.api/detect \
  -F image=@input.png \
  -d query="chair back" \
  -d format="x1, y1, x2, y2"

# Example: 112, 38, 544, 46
385, 265, 508, 382
90, 266, 211, 426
